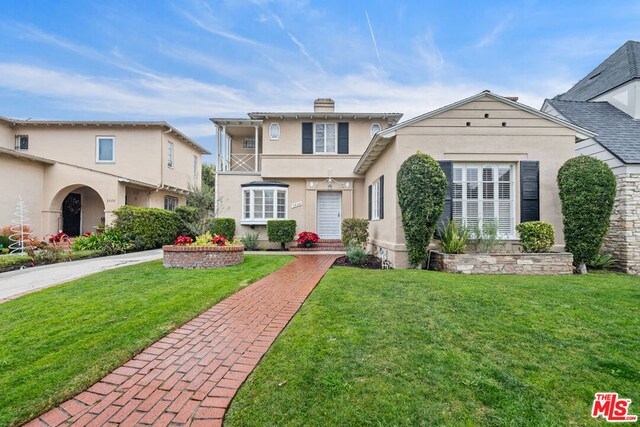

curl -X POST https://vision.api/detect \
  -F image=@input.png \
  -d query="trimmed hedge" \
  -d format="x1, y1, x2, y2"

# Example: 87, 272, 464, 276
176, 206, 200, 231
557, 156, 616, 273
342, 218, 369, 248
112, 206, 182, 250
397, 152, 447, 267
207, 218, 236, 240
267, 220, 296, 250
516, 221, 554, 253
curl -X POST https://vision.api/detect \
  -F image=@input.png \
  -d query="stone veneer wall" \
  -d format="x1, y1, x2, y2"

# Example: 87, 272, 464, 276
429, 251, 574, 275
163, 245, 244, 269
602, 173, 640, 275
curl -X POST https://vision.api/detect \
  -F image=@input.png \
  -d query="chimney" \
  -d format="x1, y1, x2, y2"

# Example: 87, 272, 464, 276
505, 96, 519, 102
314, 98, 335, 112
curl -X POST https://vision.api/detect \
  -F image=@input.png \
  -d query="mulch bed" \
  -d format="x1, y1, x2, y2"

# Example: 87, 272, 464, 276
333, 255, 384, 269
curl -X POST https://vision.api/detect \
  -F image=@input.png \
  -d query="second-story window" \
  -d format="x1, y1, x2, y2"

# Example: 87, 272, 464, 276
193, 155, 198, 181
269, 123, 280, 140
167, 142, 174, 168
314, 123, 337, 154
370, 123, 382, 136
15, 135, 29, 150
243, 138, 256, 149
96, 136, 115, 163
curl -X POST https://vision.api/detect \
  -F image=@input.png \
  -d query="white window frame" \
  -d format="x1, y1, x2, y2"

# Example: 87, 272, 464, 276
241, 187, 288, 225
242, 138, 256, 149
370, 123, 382, 137
313, 123, 337, 154
167, 141, 174, 168
269, 123, 280, 140
193, 155, 198, 181
452, 163, 516, 239
371, 178, 381, 220
96, 136, 115, 163
164, 196, 178, 211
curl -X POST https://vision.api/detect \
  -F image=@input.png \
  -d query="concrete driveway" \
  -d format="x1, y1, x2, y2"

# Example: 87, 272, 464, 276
0, 249, 162, 302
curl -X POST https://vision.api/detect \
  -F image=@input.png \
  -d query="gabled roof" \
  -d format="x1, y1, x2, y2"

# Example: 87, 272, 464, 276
248, 112, 402, 124
0, 117, 210, 154
556, 40, 640, 101
354, 91, 596, 174
545, 98, 640, 164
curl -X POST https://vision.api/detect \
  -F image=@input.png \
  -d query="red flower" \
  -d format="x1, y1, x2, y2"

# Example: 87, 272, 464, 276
212, 235, 227, 246
174, 236, 193, 246
48, 232, 69, 243
297, 232, 319, 245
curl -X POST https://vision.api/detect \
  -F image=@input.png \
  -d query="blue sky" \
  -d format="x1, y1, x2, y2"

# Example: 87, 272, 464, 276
1, 0, 639, 160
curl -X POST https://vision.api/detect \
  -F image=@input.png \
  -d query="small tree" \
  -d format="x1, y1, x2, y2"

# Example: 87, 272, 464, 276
267, 220, 296, 250
557, 156, 616, 274
186, 183, 216, 234
397, 152, 447, 267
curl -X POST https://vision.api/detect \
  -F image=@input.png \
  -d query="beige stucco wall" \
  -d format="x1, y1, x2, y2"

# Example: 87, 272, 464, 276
0, 155, 46, 237
363, 96, 577, 268
217, 173, 360, 245
162, 133, 203, 190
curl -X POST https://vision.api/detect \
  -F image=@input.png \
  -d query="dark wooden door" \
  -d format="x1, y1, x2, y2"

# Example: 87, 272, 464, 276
62, 193, 82, 236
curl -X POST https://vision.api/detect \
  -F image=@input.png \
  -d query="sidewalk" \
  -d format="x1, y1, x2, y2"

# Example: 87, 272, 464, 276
0, 249, 162, 302
25, 255, 338, 427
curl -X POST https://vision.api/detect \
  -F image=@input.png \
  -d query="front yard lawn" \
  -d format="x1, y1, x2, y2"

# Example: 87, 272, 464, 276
226, 268, 640, 426
0, 255, 293, 427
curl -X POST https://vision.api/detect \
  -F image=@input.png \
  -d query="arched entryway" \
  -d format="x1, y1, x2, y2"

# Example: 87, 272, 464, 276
50, 185, 106, 236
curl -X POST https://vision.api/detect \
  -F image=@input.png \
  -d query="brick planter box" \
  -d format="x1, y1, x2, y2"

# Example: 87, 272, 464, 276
162, 245, 244, 269
428, 251, 574, 275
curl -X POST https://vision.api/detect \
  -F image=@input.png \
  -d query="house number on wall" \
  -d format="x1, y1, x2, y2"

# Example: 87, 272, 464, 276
291, 201, 303, 208
106, 199, 116, 203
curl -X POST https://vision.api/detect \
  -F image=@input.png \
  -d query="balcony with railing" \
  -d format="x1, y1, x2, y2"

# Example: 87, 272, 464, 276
211, 118, 262, 174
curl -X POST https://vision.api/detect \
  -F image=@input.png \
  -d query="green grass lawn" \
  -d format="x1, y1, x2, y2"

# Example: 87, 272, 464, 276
226, 268, 640, 426
0, 255, 293, 427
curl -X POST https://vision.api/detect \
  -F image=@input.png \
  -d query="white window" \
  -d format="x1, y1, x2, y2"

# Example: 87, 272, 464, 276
371, 178, 381, 220
164, 196, 178, 211
96, 136, 115, 163
452, 163, 515, 239
242, 187, 288, 224
370, 123, 382, 136
314, 123, 337, 154
167, 141, 174, 168
193, 155, 198, 180
269, 123, 280, 140
242, 138, 256, 149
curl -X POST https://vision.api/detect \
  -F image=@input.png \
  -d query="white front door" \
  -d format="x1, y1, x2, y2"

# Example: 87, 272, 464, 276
317, 192, 342, 239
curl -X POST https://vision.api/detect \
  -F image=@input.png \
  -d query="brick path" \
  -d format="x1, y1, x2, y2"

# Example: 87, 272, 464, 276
25, 255, 338, 427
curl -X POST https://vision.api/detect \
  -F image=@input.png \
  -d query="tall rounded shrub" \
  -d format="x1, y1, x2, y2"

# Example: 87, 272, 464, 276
557, 156, 616, 274
267, 219, 296, 250
397, 152, 447, 267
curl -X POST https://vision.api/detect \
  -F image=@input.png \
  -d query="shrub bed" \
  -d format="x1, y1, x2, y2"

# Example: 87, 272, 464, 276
112, 206, 181, 250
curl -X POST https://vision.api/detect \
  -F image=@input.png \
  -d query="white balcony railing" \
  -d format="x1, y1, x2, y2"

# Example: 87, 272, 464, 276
219, 153, 258, 172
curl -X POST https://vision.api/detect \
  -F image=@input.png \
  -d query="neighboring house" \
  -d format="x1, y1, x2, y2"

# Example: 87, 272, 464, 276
542, 40, 640, 274
0, 117, 209, 238
214, 93, 592, 268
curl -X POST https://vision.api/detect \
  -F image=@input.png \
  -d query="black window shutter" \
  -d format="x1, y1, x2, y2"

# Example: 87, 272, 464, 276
379, 175, 384, 219
338, 122, 349, 154
368, 185, 372, 220
435, 160, 453, 238
520, 161, 540, 223
302, 122, 313, 154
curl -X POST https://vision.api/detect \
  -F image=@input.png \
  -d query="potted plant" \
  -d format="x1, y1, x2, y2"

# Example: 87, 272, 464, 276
297, 231, 319, 248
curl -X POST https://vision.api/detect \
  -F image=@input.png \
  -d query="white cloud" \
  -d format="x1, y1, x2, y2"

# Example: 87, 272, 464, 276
476, 15, 512, 48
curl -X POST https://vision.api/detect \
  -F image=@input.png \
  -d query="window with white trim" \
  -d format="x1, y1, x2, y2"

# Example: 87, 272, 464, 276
269, 123, 280, 140
242, 138, 255, 149
452, 163, 515, 238
314, 123, 337, 153
242, 187, 287, 224
96, 136, 115, 162
371, 178, 381, 220
164, 196, 178, 211
193, 155, 198, 180
370, 123, 382, 136
167, 141, 174, 168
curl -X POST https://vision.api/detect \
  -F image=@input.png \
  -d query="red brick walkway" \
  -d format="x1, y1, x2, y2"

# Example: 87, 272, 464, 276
25, 255, 338, 427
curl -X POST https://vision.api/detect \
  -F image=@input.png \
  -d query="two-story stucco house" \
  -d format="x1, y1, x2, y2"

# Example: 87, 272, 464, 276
214, 93, 593, 268
0, 117, 209, 238
541, 40, 640, 274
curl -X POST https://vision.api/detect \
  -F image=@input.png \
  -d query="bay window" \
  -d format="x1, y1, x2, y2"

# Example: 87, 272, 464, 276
242, 186, 288, 224
452, 163, 515, 238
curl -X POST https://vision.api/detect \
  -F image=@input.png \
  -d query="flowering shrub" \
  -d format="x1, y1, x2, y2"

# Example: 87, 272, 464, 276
297, 231, 319, 248
48, 232, 69, 243
174, 235, 193, 246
